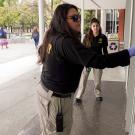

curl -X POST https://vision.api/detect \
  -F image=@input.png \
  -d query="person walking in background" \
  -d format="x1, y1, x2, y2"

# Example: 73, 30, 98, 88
32, 26, 39, 49
75, 18, 108, 103
0, 27, 8, 49
37, 3, 135, 135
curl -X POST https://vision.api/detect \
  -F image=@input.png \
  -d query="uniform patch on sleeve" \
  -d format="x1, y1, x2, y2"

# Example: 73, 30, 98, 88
98, 38, 102, 43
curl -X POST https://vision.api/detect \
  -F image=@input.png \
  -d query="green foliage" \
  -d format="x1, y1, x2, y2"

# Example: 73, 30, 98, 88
3, 0, 18, 7
0, 0, 5, 7
18, 3, 39, 28
0, 0, 20, 27
0, 0, 39, 29
53, 0, 62, 10
44, 0, 62, 28
3, 9, 20, 27
84, 10, 95, 34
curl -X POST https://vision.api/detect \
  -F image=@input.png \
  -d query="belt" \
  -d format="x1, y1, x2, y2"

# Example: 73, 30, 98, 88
52, 92, 71, 98
40, 82, 71, 98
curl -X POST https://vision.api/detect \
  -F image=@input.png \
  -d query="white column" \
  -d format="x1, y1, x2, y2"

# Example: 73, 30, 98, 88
81, 0, 84, 42
38, 0, 45, 45
100, 9, 106, 34
110, 10, 112, 33
95, 9, 98, 18
114, 10, 117, 33
112, 9, 115, 33
125, 0, 134, 134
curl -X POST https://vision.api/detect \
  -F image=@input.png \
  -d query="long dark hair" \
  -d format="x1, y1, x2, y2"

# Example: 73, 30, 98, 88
38, 3, 80, 63
86, 18, 102, 42
32, 26, 39, 34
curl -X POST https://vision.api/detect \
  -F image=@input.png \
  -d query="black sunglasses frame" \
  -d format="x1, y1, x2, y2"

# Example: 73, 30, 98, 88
66, 15, 81, 22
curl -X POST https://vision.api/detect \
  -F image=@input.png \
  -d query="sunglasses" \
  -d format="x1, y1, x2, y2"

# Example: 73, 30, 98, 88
67, 15, 81, 22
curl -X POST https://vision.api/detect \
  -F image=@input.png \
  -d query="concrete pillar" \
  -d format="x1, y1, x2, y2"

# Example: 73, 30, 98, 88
38, 0, 45, 45
81, 0, 84, 42
112, 9, 115, 33
100, 9, 106, 34
125, 0, 135, 134
114, 10, 117, 33
95, 9, 98, 18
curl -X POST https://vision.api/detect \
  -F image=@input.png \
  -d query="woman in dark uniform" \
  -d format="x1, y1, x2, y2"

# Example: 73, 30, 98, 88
37, 3, 135, 135
75, 18, 108, 103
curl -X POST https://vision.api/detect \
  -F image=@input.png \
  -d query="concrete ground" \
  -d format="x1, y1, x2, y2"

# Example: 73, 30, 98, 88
0, 42, 127, 135
17, 80, 126, 135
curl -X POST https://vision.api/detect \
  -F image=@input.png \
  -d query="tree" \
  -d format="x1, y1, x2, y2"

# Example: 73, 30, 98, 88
53, 0, 62, 10
43, 0, 62, 28
84, 10, 95, 34
0, 0, 5, 7
18, 2, 39, 29
0, 0, 39, 31
0, 0, 20, 28
0, 8, 19, 28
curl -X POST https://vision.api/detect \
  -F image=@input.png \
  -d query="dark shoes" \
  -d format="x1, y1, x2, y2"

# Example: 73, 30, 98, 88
96, 97, 103, 101
75, 97, 103, 105
75, 98, 82, 104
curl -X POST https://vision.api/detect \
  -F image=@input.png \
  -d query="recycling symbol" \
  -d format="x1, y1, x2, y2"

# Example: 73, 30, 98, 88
109, 42, 118, 50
